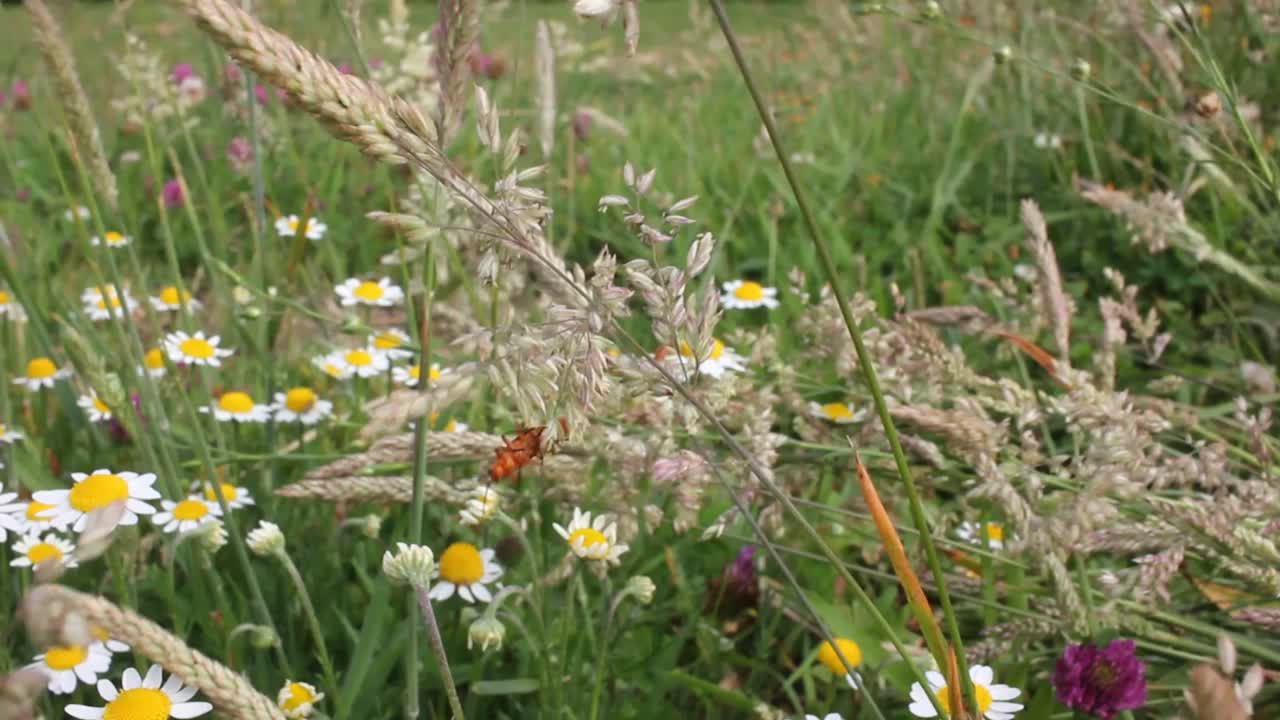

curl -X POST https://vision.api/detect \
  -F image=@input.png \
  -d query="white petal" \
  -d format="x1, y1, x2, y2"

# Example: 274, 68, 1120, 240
161, 672, 185, 694
907, 700, 938, 718
969, 665, 994, 686
98, 679, 120, 700
990, 701, 1024, 713
66, 705, 105, 719
121, 667, 141, 690
988, 684, 1021, 701
459, 585, 475, 603
171, 701, 214, 718
126, 499, 157, 515
171, 685, 200, 703
429, 583, 455, 601
143, 664, 164, 688
471, 584, 493, 603
924, 670, 946, 688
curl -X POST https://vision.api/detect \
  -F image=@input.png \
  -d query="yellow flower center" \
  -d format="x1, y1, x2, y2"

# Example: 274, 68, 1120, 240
373, 332, 404, 349
816, 637, 863, 674
345, 349, 373, 367
96, 294, 123, 310
179, 337, 215, 359
159, 286, 189, 306
353, 281, 384, 301
285, 387, 317, 412
936, 682, 993, 715
219, 391, 255, 414
104, 231, 125, 246
985, 523, 1004, 542
26, 542, 64, 565
678, 340, 725, 361
102, 687, 172, 720
822, 402, 854, 420
568, 527, 608, 551
144, 348, 166, 370
172, 499, 210, 521
26, 357, 57, 379
69, 473, 130, 512
439, 542, 485, 585
203, 482, 239, 503
26, 501, 55, 521
281, 682, 316, 711
444, 419, 458, 432
93, 396, 111, 414
288, 217, 300, 231
44, 644, 88, 670
733, 281, 765, 301
91, 625, 112, 642
0, 289, 9, 304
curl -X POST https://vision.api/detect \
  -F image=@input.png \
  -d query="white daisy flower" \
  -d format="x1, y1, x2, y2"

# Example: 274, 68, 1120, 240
33, 468, 162, 532
809, 401, 867, 425
0, 421, 23, 444
89, 231, 131, 248
333, 348, 389, 379
200, 391, 271, 423
334, 277, 405, 308
272, 387, 333, 425
370, 328, 415, 361
0, 287, 27, 322
10, 533, 78, 569
309, 351, 352, 380
275, 214, 327, 240
392, 363, 445, 388
553, 507, 629, 566
676, 339, 747, 379
164, 330, 234, 367
12, 356, 72, 391
190, 481, 255, 510
82, 285, 136, 321
908, 664, 1023, 720
956, 521, 1006, 550
721, 279, 780, 310
442, 419, 469, 433
64, 206, 91, 222
429, 542, 504, 603
0, 496, 68, 535
805, 715, 845, 720
459, 486, 502, 527
149, 285, 201, 313
66, 664, 214, 720
27, 641, 113, 694
152, 497, 222, 534
78, 392, 113, 423
574, 0, 619, 21
277, 680, 324, 719
88, 625, 131, 654
138, 348, 168, 378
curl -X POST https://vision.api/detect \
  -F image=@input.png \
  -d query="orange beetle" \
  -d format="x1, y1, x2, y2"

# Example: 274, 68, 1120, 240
489, 426, 547, 483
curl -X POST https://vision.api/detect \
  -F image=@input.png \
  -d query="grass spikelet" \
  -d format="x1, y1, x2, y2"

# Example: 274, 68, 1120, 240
1020, 198, 1072, 364
21, 585, 284, 720
535, 20, 556, 158
434, 0, 479, 145
25, 0, 119, 211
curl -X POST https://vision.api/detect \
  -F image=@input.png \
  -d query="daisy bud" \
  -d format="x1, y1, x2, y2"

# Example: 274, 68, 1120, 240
359, 514, 382, 539
1071, 58, 1092, 82
246, 520, 286, 557
383, 542, 435, 587
199, 519, 229, 553
994, 45, 1013, 64
626, 575, 656, 605
467, 615, 506, 653
921, 0, 942, 20
249, 625, 280, 649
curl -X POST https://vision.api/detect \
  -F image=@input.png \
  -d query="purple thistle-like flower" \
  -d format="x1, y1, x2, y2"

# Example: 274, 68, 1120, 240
12, 80, 30, 110
1053, 639, 1147, 719
162, 179, 185, 209
727, 545, 756, 594
171, 62, 195, 84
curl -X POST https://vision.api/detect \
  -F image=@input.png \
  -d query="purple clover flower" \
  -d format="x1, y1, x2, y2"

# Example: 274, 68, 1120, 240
171, 63, 195, 84
162, 179, 185, 209
1053, 639, 1147, 719
727, 545, 756, 594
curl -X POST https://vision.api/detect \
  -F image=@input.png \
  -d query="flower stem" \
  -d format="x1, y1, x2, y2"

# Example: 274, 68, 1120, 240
415, 585, 466, 720
278, 551, 340, 701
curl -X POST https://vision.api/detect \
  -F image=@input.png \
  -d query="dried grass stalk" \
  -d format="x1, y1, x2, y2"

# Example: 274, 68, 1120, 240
21, 585, 283, 720
435, 0, 480, 145
622, 0, 640, 56
276, 474, 462, 503
1020, 199, 1072, 363
26, 0, 119, 211
535, 20, 556, 158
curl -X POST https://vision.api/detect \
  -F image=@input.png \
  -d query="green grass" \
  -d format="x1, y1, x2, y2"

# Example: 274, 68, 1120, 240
1, 1, 1279, 719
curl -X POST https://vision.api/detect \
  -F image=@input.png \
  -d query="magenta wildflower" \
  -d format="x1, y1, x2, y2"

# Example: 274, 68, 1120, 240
171, 63, 195, 84
253, 84, 270, 105
727, 545, 756, 594
12, 80, 30, 110
162, 179, 185, 209
1053, 639, 1147, 719
227, 137, 253, 172
337, 63, 354, 75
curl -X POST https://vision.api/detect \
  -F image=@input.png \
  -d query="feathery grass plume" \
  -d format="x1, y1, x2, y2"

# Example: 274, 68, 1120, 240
25, 0, 119, 211
535, 20, 556, 158
21, 585, 285, 720
434, 0, 479, 145
358, 371, 474, 441
1020, 199, 1072, 364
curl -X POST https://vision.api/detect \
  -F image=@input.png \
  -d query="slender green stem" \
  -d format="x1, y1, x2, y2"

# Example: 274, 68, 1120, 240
414, 586, 467, 720
708, 1, 970, 713
278, 551, 340, 700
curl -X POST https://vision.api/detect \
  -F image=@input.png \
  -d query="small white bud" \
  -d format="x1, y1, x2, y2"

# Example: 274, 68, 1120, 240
626, 576, 655, 605
246, 521, 286, 557
467, 615, 507, 652
382, 542, 435, 587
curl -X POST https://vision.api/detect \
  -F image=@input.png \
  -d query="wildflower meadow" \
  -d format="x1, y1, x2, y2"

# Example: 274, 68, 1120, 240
1, 1, 1279, 718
